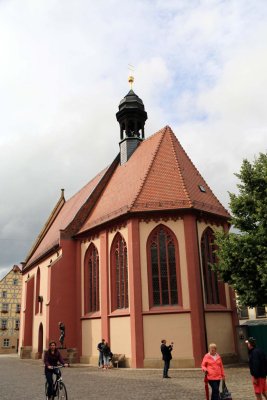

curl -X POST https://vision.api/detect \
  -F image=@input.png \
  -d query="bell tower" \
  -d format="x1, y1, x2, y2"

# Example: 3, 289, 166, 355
116, 76, 148, 165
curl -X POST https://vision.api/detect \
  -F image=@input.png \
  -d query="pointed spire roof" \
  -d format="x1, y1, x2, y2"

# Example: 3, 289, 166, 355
79, 126, 229, 233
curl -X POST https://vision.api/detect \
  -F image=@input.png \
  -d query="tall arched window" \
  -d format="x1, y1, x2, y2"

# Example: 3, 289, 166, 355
201, 227, 225, 305
84, 243, 99, 314
111, 233, 128, 310
147, 225, 181, 307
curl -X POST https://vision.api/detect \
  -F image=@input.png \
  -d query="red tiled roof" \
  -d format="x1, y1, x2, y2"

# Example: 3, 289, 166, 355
26, 168, 108, 266
26, 125, 229, 266
79, 126, 229, 233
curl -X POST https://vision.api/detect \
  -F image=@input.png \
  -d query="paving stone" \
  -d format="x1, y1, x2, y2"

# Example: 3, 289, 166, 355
0, 355, 256, 399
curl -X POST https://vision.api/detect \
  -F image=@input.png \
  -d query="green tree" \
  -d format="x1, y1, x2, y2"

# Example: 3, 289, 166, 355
214, 152, 267, 307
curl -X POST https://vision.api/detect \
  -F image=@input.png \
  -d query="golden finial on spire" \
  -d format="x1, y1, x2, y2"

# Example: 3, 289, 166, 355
128, 64, 134, 89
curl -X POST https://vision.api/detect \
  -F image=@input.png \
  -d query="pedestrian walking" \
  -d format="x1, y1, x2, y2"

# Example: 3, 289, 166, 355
246, 337, 267, 400
97, 338, 105, 368
201, 343, 225, 400
160, 339, 173, 378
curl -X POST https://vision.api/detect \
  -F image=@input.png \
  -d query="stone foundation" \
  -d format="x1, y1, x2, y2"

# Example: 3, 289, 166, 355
59, 348, 79, 364
20, 346, 32, 359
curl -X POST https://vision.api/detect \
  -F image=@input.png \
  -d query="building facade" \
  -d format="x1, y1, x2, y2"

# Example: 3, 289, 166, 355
238, 305, 267, 321
19, 87, 238, 367
0, 265, 22, 354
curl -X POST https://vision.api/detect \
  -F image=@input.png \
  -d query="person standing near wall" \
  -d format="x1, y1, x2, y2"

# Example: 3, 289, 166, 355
102, 341, 111, 369
97, 338, 105, 368
160, 339, 173, 378
246, 337, 267, 400
201, 343, 225, 400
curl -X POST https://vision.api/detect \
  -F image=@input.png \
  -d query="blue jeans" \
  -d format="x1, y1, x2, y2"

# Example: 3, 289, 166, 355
208, 380, 220, 400
163, 359, 170, 377
103, 354, 110, 366
98, 352, 103, 367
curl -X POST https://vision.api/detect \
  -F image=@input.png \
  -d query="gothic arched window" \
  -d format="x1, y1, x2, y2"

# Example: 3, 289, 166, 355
84, 243, 99, 314
201, 227, 225, 305
111, 233, 128, 310
147, 225, 181, 307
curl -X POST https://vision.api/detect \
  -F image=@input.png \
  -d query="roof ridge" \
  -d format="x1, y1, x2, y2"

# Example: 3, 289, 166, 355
171, 130, 230, 215
24, 191, 65, 264
168, 127, 193, 208
129, 126, 168, 210
66, 165, 109, 203
63, 154, 120, 237
0, 265, 22, 282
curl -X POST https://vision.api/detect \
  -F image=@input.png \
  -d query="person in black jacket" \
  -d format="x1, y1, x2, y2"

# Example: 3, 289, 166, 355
102, 341, 112, 369
160, 339, 173, 378
97, 338, 105, 368
246, 337, 267, 400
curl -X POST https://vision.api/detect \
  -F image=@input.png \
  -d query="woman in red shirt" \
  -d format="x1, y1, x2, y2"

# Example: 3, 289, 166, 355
201, 343, 225, 400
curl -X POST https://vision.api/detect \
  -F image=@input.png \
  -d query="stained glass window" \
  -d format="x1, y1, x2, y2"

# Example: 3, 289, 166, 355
148, 225, 179, 307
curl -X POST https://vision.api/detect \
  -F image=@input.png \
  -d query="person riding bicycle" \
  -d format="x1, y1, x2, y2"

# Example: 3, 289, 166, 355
44, 341, 68, 400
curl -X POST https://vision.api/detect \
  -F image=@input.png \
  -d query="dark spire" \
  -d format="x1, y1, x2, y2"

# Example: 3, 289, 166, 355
116, 79, 148, 164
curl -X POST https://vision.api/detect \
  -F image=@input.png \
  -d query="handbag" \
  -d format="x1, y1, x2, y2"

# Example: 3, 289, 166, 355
220, 380, 232, 400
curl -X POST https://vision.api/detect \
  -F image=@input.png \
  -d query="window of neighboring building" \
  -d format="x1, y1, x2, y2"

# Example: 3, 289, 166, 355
2, 303, 8, 313
256, 306, 266, 318
15, 320, 20, 330
201, 227, 226, 306
84, 243, 99, 314
147, 225, 180, 307
238, 306, 249, 319
1, 319, 7, 330
2, 291, 7, 298
111, 233, 128, 310
13, 279, 18, 285
16, 304, 21, 313
3, 338, 9, 347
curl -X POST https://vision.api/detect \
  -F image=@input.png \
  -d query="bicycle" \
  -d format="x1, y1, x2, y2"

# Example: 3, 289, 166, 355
45, 365, 68, 400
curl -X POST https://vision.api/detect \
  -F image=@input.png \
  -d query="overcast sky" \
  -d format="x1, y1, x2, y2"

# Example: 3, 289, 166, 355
0, 0, 266, 279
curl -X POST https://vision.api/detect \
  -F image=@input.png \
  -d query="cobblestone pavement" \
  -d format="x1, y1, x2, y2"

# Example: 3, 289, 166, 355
0, 355, 256, 400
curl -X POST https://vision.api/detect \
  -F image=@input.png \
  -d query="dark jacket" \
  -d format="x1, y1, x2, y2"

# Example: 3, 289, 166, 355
102, 344, 111, 357
161, 343, 173, 361
97, 342, 104, 352
248, 347, 267, 378
44, 349, 65, 370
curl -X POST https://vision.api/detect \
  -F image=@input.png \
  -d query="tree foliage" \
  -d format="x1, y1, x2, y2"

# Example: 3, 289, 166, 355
214, 152, 267, 307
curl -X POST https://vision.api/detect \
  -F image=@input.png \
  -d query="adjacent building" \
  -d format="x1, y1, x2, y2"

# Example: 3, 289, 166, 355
238, 305, 267, 321
19, 85, 238, 367
0, 265, 22, 353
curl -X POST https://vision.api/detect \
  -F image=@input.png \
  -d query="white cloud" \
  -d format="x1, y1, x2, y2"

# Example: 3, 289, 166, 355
0, 0, 267, 278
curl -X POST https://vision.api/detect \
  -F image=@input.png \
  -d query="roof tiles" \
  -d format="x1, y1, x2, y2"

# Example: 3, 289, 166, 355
26, 125, 230, 266
26, 168, 108, 266
79, 126, 229, 232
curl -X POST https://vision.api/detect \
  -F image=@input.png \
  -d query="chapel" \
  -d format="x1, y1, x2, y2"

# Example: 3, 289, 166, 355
19, 80, 238, 367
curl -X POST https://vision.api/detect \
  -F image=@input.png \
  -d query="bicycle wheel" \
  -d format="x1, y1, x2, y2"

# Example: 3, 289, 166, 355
57, 382, 68, 400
